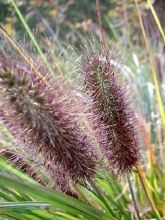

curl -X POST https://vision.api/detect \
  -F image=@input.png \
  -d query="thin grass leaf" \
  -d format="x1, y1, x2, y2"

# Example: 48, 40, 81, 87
134, 0, 165, 133
10, 0, 55, 78
0, 202, 50, 210
0, 157, 37, 184
0, 173, 110, 220
147, 0, 165, 43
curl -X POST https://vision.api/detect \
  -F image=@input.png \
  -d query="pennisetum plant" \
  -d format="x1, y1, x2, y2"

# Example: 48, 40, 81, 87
0, 0, 141, 196
80, 31, 142, 220
0, 50, 98, 197
0, 0, 141, 201
78, 0, 142, 218
81, 47, 140, 175
0, 1, 164, 219
77, 1, 161, 219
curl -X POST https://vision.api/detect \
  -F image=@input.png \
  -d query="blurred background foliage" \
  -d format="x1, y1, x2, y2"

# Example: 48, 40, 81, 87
0, 0, 164, 81
0, 0, 164, 45
0, 0, 114, 42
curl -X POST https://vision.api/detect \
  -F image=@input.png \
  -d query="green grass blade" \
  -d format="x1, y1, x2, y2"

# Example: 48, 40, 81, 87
10, 0, 55, 78
0, 174, 110, 220
0, 157, 37, 184
0, 202, 50, 210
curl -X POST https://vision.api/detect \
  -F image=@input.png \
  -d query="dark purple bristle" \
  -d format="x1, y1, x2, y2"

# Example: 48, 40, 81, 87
0, 53, 97, 194
83, 51, 140, 174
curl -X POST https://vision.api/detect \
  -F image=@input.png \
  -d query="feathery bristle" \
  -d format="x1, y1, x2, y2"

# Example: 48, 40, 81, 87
82, 50, 140, 174
0, 53, 97, 194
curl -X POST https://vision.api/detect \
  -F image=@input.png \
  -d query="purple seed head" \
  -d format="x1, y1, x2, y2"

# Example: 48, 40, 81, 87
82, 50, 140, 175
0, 52, 97, 194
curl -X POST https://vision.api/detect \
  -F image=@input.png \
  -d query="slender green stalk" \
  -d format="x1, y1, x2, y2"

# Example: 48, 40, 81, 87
105, 16, 119, 41
127, 174, 141, 220
89, 180, 116, 218
134, 0, 165, 132
136, 166, 161, 220
10, 0, 55, 79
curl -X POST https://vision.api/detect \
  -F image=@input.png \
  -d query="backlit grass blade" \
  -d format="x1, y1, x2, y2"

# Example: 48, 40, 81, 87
0, 157, 37, 184
0, 24, 50, 86
10, 0, 55, 78
147, 0, 165, 43
134, 0, 165, 131
0, 174, 110, 220
0, 202, 50, 210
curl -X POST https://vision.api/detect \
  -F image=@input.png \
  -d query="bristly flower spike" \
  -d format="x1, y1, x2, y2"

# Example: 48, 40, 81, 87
82, 47, 140, 175
0, 51, 97, 195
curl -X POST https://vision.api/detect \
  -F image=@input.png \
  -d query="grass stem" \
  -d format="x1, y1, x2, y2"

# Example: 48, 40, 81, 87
134, 0, 165, 132
127, 174, 141, 220
10, 0, 55, 79
89, 180, 116, 218
136, 166, 161, 220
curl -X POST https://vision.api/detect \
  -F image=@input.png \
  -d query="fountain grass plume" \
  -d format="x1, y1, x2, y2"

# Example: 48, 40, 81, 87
0, 51, 97, 195
82, 47, 140, 175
